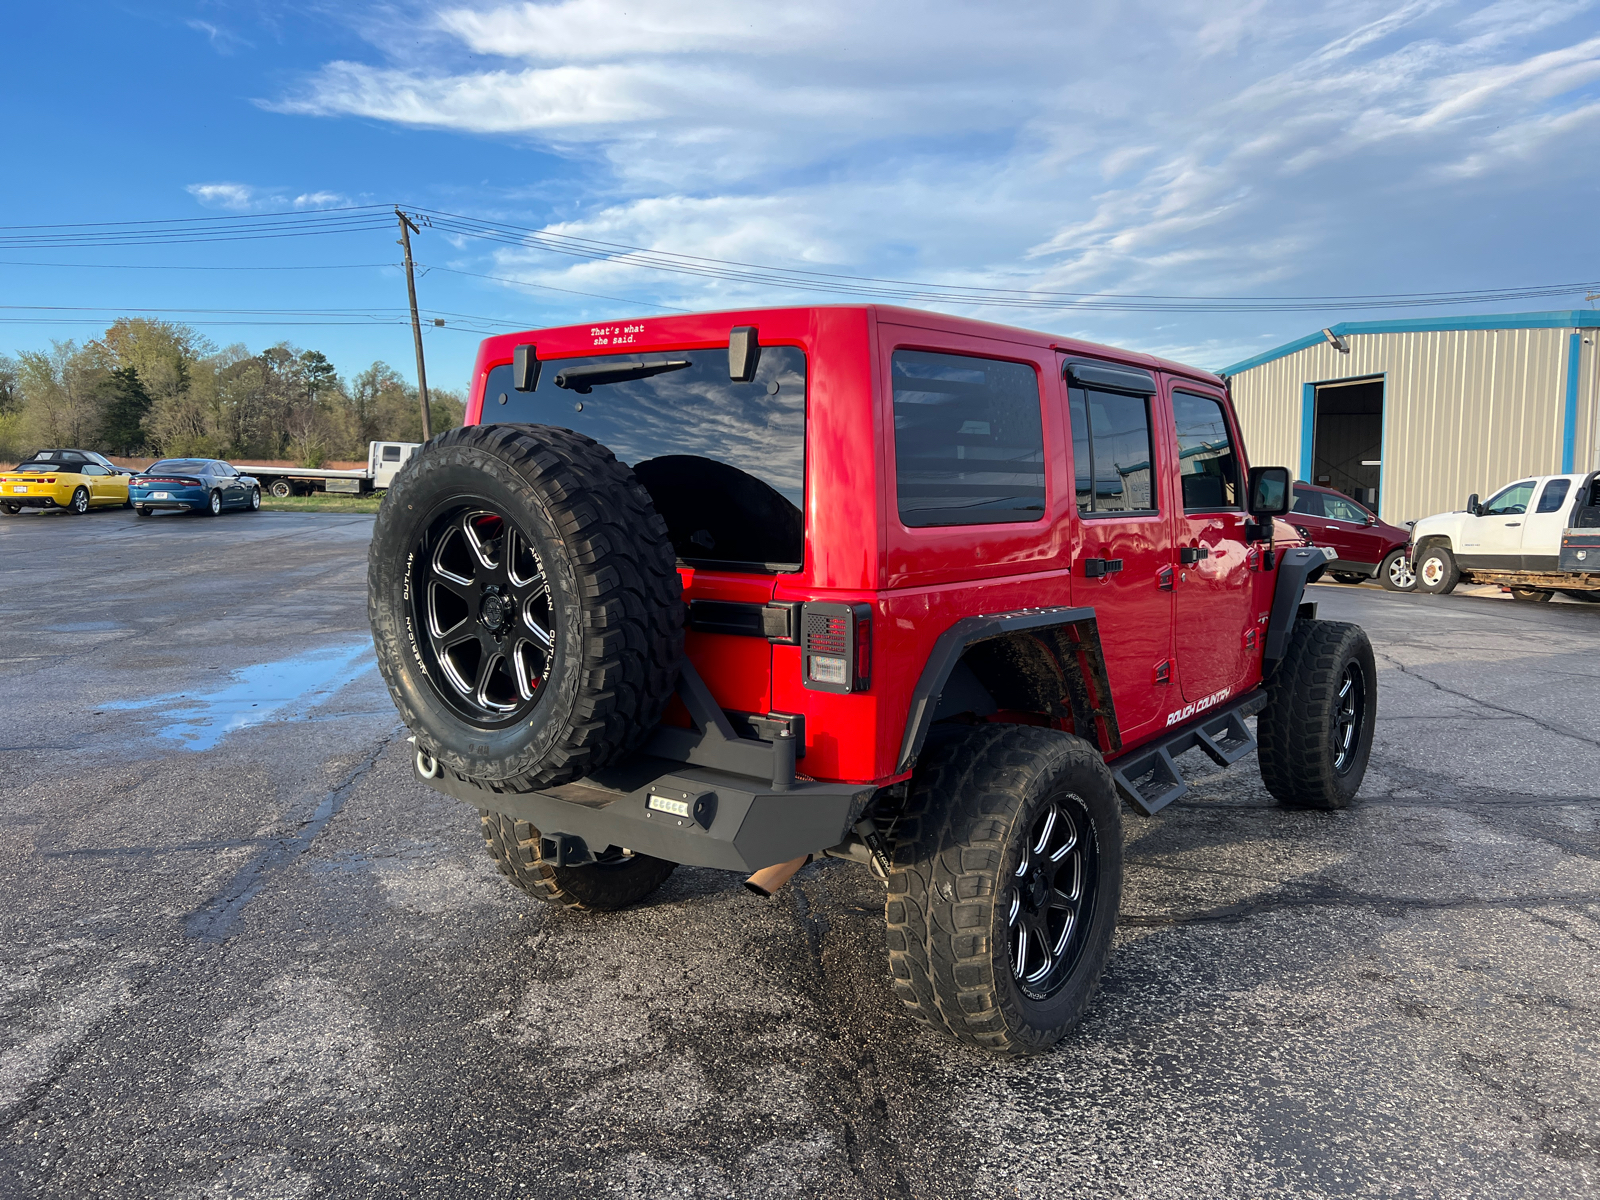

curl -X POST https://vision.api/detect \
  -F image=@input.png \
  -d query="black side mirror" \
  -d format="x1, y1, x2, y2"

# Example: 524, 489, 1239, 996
1248, 466, 1291, 517
513, 344, 540, 392
1466, 493, 1480, 516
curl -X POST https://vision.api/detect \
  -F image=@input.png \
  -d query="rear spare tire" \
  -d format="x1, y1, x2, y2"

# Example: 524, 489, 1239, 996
369, 423, 684, 791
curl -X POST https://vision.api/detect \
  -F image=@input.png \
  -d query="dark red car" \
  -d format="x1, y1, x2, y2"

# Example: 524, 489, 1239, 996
1290, 482, 1414, 590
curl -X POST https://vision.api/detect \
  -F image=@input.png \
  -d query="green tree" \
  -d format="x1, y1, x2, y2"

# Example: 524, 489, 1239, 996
96, 366, 153, 454
17, 341, 104, 449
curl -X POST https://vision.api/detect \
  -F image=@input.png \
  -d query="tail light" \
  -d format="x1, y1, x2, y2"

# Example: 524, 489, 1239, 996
802, 602, 871, 693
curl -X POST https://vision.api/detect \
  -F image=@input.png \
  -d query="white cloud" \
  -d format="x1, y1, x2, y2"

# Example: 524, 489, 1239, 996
272, 0, 1600, 363
186, 182, 355, 212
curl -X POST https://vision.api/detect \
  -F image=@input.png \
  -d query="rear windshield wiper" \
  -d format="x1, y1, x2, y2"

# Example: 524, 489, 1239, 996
553, 359, 691, 395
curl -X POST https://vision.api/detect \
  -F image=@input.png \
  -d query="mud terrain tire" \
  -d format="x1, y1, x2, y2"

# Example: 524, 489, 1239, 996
1258, 620, 1376, 809
369, 423, 684, 791
884, 724, 1122, 1057
480, 812, 676, 911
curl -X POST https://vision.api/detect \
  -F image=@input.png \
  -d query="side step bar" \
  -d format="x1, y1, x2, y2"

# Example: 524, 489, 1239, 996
1109, 690, 1269, 816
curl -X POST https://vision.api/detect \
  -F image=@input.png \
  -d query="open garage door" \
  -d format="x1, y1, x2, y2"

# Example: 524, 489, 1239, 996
1312, 377, 1384, 512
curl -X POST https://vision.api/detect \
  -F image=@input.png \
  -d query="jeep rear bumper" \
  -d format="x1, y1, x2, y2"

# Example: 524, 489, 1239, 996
415, 755, 875, 873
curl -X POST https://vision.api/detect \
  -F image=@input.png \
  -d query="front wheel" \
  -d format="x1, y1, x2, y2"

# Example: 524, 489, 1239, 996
1415, 544, 1459, 594
479, 812, 675, 911
68, 487, 90, 515
248, 487, 261, 512
885, 724, 1122, 1056
1378, 549, 1416, 592
1509, 587, 1553, 603
1258, 620, 1377, 809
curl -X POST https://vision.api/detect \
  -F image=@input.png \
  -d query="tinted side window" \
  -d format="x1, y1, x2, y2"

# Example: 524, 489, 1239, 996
1292, 488, 1324, 516
1323, 494, 1368, 523
892, 350, 1046, 527
1068, 388, 1156, 515
1536, 479, 1570, 513
382, 446, 402, 461
1172, 392, 1239, 510
1484, 482, 1534, 515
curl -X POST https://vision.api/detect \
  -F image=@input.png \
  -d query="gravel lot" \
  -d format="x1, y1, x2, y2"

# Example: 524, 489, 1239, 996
1, 506, 1597, 1199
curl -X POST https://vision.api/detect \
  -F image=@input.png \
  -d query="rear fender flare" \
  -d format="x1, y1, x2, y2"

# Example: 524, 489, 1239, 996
896, 606, 1121, 774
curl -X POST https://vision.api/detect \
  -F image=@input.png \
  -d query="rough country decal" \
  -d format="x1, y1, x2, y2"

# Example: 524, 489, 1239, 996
1166, 687, 1230, 727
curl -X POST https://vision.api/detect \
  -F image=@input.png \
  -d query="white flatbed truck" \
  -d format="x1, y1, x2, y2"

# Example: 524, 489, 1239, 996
239, 441, 421, 498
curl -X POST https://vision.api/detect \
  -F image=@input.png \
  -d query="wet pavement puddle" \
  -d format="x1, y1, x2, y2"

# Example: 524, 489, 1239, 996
105, 640, 378, 750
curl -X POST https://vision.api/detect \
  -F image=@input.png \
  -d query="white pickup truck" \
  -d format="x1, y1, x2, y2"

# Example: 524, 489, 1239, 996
1410, 472, 1600, 602
238, 440, 421, 499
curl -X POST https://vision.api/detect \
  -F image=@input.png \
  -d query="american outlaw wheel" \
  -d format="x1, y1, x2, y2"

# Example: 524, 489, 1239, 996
479, 812, 675, 911
1258, 619, 1377, 809
884, 724, 1122, 1056
368, 423, 684, 790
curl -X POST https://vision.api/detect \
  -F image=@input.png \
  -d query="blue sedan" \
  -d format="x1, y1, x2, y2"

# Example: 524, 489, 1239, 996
130, 459, 262, 517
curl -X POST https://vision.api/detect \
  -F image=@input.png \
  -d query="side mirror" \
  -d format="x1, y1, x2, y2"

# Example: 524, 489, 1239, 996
1247, 466, 1291, 517
1363, 513, 1375, 526
1466, 493, 1480, 516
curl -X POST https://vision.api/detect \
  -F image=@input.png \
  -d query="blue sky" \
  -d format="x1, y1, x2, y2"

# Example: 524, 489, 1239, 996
4, 0, 1599, 393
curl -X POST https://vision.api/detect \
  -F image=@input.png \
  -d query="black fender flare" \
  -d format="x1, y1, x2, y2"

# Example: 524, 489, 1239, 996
1263, 546, 1332, 667
896, 605, 1121, 774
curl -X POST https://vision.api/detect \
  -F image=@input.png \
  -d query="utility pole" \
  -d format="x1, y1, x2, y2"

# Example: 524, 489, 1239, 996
396, 208, 432, 441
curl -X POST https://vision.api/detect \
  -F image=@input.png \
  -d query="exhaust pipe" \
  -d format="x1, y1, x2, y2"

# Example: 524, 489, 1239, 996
744, 854, 812, 898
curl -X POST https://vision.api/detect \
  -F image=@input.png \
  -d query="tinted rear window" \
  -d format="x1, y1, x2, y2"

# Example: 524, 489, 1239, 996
483, 347, 805, 572
892, 350, 1046, 527
146, 460, 211, 474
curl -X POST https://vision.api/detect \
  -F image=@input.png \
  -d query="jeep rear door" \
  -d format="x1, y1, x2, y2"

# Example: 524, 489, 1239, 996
1061, 358, 1175, 740
1167, 386, 1253, 704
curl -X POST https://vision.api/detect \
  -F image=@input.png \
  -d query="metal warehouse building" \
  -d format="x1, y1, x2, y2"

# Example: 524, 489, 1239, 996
1221, 311, 1600, 525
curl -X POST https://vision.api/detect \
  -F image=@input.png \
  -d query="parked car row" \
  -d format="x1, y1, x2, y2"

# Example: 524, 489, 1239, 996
0, 449, 262, 518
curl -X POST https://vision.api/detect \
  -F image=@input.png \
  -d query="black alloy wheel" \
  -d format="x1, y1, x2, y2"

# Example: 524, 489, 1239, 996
412, 502, 555, 727
1330, 661, 1367, 774
1006, 795, 1099, 1000
69, 487, 90, 515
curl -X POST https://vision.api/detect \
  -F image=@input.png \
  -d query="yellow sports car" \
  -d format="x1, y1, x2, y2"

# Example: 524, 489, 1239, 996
0, 448, 132, 515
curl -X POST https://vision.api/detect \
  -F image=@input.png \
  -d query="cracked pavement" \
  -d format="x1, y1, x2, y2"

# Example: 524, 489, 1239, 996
1, 508, 1597, 1199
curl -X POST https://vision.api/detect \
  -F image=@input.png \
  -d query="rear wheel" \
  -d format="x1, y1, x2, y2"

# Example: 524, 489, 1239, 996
1378, 549, 1416, 592
884, 724, 1122, 1056
269, 479, 294, 499
135, 506, 153, 517
68, 487, 90, 515
200, 490, 222, 517
1258, 620, 1376, 810
1415, 544, 1459, 594
1560, 589, 1600, 603
479, 811, 675, 911
1332, 572, 1367, 585
1509, 587, 1553, 603
1, 503, 19, 515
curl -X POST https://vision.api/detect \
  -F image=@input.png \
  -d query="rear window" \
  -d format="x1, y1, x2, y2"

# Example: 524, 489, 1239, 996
146, 460, 211, 475
891, 350, 1046, 527
1291, 487, 1324, 516
483, 347, 805, 572
1536, 479, 1570, 513
15, 461, 70, 473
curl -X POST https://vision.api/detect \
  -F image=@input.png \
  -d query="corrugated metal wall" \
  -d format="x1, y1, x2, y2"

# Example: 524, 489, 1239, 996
1229, 326, 1600, 525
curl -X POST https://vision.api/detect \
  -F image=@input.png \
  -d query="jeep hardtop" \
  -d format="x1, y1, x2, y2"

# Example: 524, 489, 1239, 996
368, 304, 1376, 1055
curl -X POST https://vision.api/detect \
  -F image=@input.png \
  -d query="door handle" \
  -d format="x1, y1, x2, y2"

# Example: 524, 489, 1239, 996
1179, 546, 1209, 564
1084, 558, 1124, 578
1504, 522, 1521, 527
1158, 565, 1174, 591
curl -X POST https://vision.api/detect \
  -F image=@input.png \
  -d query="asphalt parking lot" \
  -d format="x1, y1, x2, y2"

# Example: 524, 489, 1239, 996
1, 506, 1597, 1200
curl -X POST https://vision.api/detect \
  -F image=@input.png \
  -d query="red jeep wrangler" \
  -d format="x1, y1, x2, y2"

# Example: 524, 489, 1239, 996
368, 305, 1376, 1056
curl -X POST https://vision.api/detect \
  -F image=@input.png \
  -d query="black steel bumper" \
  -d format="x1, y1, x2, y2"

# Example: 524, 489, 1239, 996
415, 754, 875, 873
